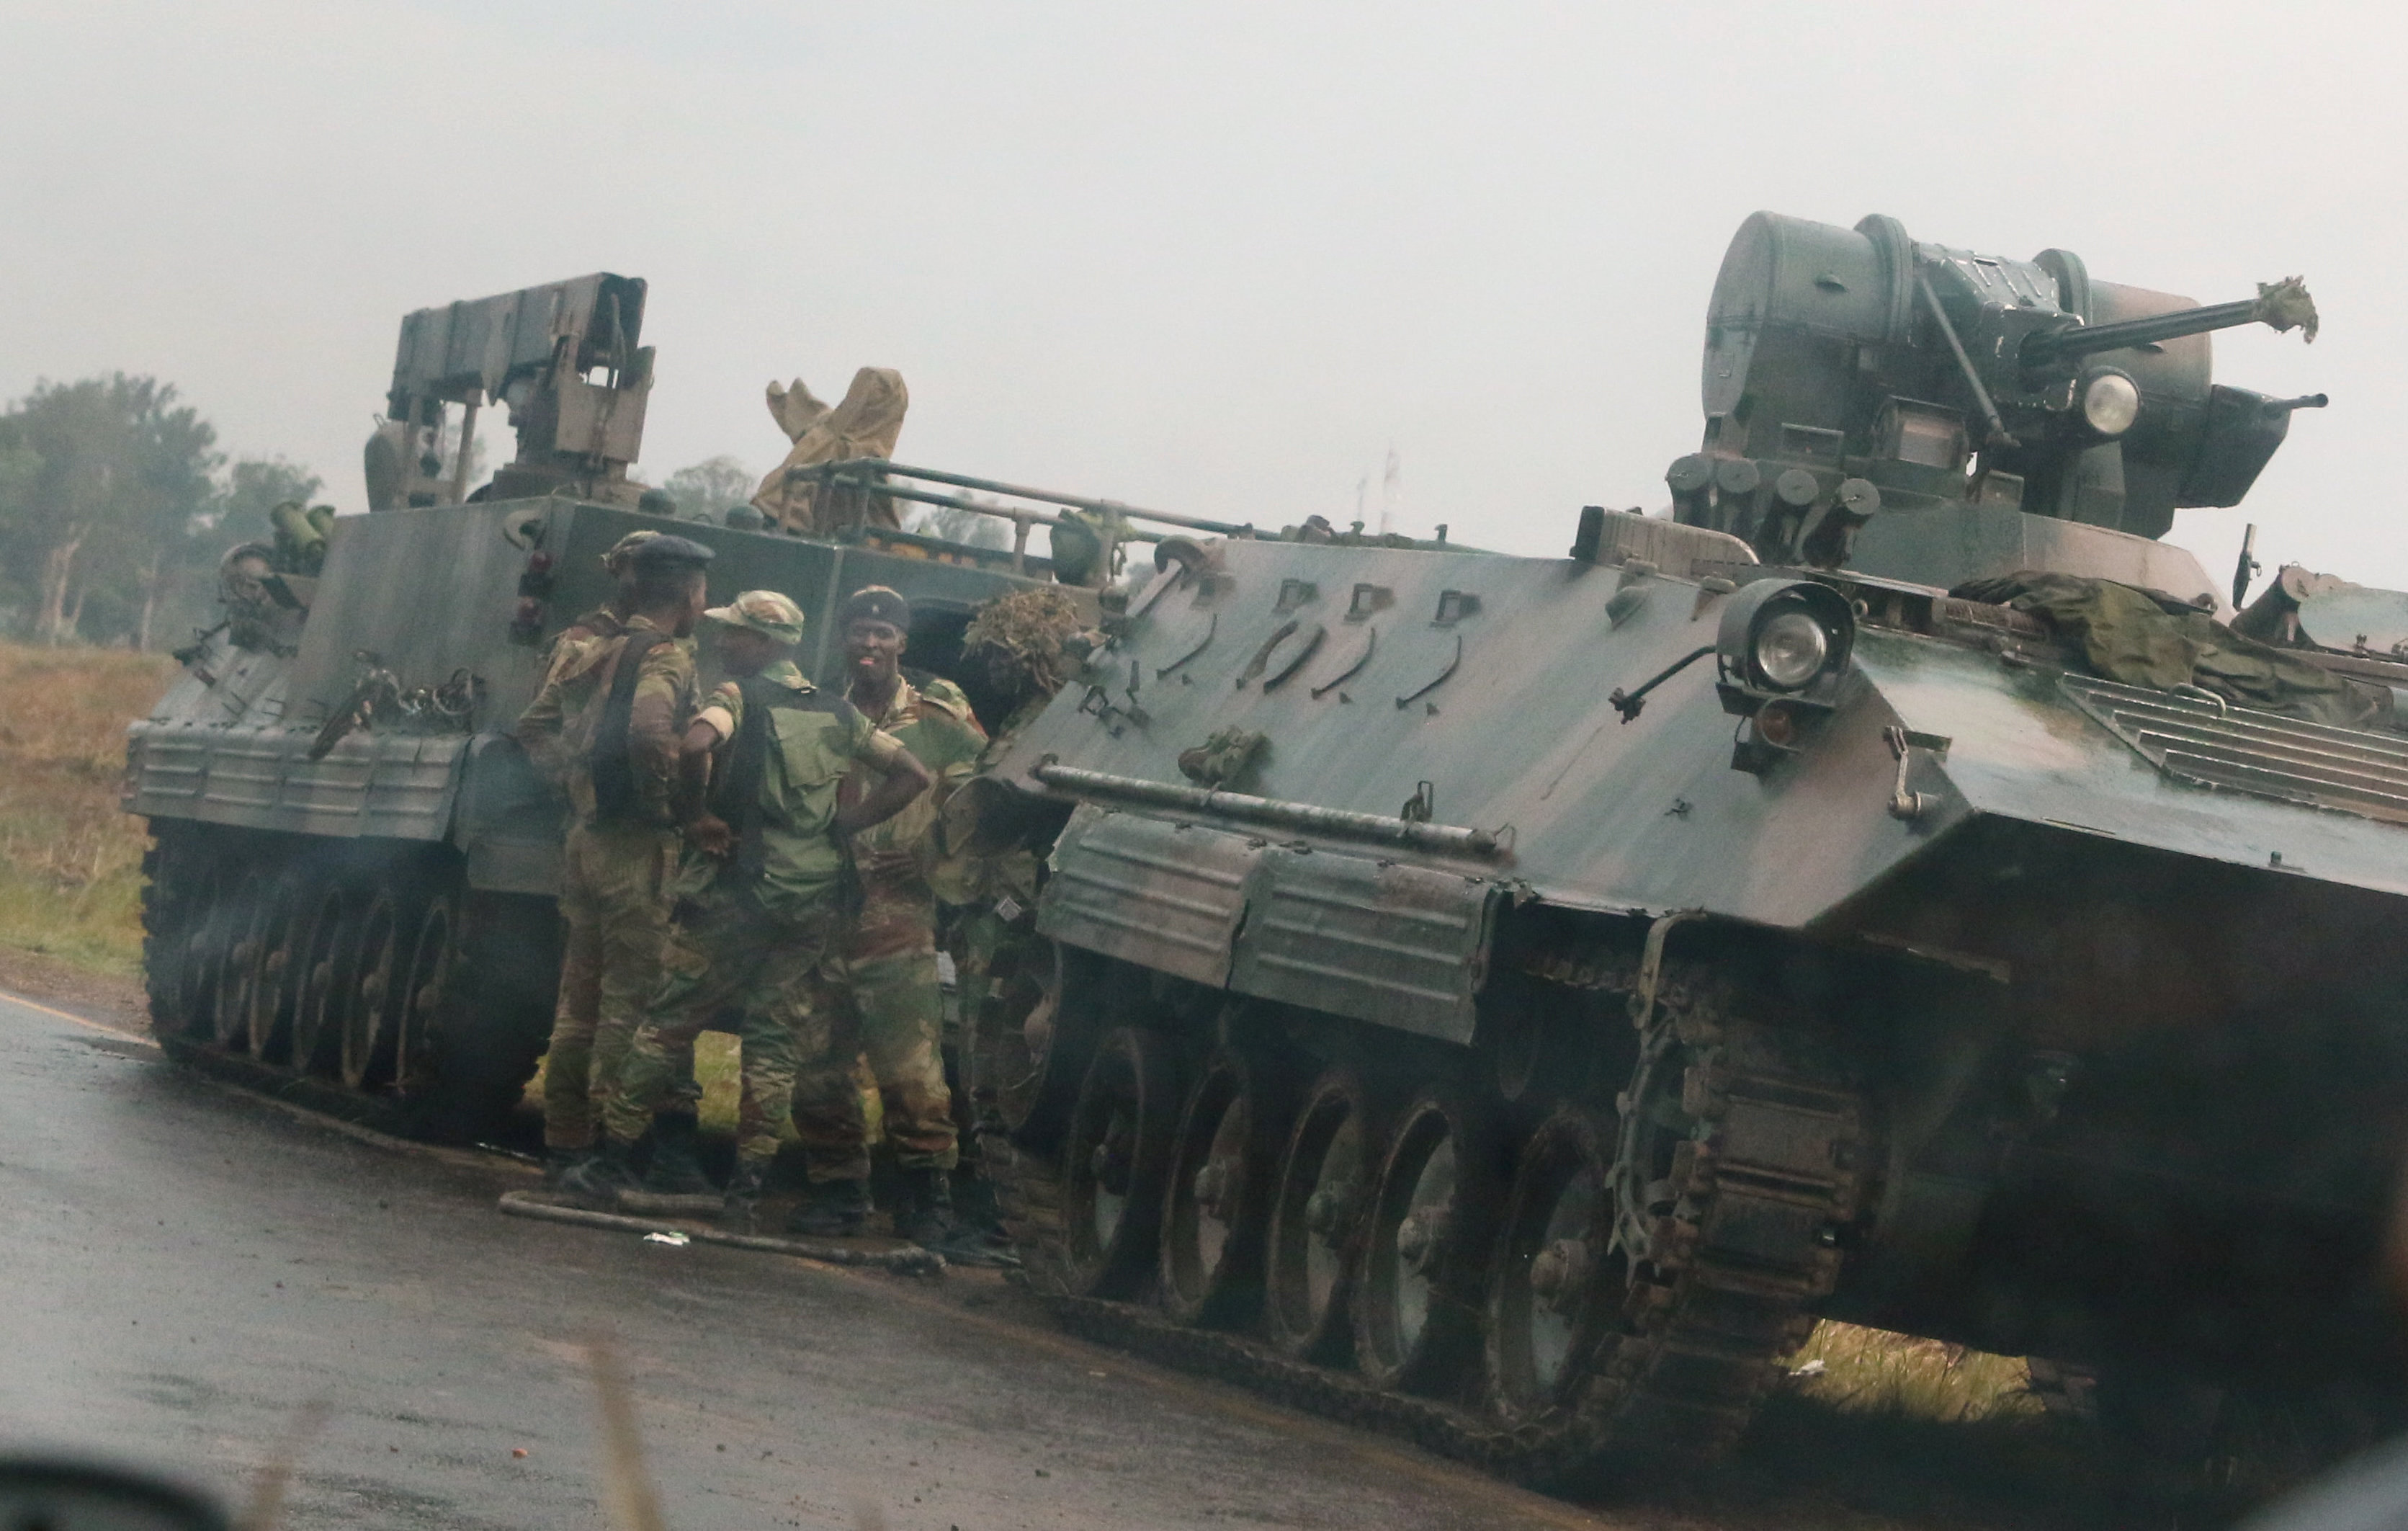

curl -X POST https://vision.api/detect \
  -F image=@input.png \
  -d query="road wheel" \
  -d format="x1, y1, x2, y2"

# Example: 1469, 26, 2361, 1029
403, 884, 554, 1143
394, 890, 461, 1089
246, 873, 307, 1061
288, 883, 352, 1077
1485, 1107, 1615, 1429
170, 861, 231, 1042
1354, 1081, 1503, 1395
212, 871, 272, 1051
1159, 1045, 1290, 1328
1265, 1066, 1382, 1363
984, 942, 1116, 1146
339, 886, 415, 1090
1060, 1026, 1180, 1298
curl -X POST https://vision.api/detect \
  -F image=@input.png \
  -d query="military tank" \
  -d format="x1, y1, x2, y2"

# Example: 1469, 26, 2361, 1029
964, 212, 2408, 1486
122, 272, 1258, 1138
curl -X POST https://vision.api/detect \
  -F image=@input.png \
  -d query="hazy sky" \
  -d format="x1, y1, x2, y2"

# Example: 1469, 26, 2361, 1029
6, 2, 2402, 590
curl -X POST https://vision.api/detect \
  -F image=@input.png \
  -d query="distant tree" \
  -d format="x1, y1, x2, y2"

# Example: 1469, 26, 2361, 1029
663, 455, 756, 522
907, 499, 1013, 550
0, 376, 221, 646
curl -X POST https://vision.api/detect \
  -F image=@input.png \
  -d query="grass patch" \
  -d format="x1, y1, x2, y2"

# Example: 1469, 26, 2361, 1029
0, 642, 175, 976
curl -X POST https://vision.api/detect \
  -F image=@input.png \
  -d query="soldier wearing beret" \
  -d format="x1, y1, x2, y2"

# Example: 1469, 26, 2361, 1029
785, 586, 990, 1249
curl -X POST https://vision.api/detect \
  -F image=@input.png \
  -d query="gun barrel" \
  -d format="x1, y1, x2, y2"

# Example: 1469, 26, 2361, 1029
2021, 298, 2264, 366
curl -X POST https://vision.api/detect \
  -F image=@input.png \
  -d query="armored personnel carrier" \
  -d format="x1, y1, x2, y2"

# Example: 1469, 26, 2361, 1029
965, 213, 2407, 1484
123, 272, 1244, 1136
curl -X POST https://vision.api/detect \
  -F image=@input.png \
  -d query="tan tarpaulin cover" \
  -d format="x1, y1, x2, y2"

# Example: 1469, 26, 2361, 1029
750, 367, 910, 534
1953, 571, 2389, 728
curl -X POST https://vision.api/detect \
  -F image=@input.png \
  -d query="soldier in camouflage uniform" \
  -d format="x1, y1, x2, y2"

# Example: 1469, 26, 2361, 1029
552, 528, 659, 655
566, 589, 932, 1231
935, 586, 1097, 1150
515, 535, 715, 1189
787, 586, 990, 1246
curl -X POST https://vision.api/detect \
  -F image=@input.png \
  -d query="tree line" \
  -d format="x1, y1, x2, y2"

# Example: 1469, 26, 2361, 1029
0, 375, 1013, 653
0, 378, 789, 653
0, 374, 319, 651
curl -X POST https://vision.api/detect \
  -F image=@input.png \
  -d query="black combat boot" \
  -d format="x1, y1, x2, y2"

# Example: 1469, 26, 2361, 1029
640, 1111, 715, 1197
784, 1177, 872, 1238
895, 1166, 954, 1248
544, 1146, 597, 1189
555, 1138, 640, 1208
719, 1159, 771, 1233
896, 1168, 1011, 1264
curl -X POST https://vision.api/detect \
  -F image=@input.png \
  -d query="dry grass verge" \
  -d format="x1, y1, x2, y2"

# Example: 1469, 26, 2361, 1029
0, 642, 173, 977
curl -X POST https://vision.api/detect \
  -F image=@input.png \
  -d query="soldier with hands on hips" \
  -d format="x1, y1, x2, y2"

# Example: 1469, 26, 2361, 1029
787, 586, 989, 1249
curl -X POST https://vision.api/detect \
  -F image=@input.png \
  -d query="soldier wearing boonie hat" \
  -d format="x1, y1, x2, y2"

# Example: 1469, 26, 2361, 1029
518, 533, 715, 1197
699, 587, 809, 646
575, 588, 936, 1233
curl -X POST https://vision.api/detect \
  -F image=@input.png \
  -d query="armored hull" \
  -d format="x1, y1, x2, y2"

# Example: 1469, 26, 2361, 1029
964, 525, 2408, 1481
958, 213, 2402, 1485
127, 494, 1062, 1135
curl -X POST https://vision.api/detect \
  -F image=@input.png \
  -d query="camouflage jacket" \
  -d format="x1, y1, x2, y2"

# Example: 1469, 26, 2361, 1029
843, 675, 987, 906
927, 694, 1047, 911
692, 659, 904, 918
514, 614, 697, 826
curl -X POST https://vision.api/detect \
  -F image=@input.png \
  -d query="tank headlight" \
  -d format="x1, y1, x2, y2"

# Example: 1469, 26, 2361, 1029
1752, 611, 1830, 690
2080, 370, 2141, 438
1716, 578, 1856, 695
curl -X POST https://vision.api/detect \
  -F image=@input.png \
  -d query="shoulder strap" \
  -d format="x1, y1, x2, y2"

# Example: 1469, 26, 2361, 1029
588, 630, 671, 823
717, 673, 788, 887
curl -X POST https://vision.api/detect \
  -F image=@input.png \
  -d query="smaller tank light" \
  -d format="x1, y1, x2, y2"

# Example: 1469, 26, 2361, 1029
1755, 699, 1804, 747
2080, 370, 2142, 438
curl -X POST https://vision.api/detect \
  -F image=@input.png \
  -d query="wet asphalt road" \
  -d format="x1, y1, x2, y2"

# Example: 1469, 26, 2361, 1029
0, 994, 1598, 1531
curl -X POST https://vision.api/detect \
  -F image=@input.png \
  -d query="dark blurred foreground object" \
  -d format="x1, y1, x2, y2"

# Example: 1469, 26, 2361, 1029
0, 1457, 230, 1531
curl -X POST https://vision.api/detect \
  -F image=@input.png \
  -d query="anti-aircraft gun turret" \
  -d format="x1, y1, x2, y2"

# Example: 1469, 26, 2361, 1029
1668, 213, 2325, 594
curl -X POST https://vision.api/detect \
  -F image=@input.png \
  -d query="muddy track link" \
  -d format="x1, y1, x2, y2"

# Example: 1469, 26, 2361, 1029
982, 954, 1869, 1488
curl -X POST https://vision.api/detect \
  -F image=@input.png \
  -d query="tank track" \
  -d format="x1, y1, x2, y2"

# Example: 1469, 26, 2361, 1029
984, 948, 1868, 1488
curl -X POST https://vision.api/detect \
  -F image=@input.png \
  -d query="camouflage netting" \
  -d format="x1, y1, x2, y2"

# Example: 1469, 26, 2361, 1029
1953, 571, 2389, 728
962, 586, 1090, 697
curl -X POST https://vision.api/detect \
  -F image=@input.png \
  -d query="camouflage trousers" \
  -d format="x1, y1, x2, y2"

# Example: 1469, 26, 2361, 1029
952, 900, 1048, 1138
793, 929, 959, 1181
603, 894, 838, 1168
541, 820, 686, 1149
